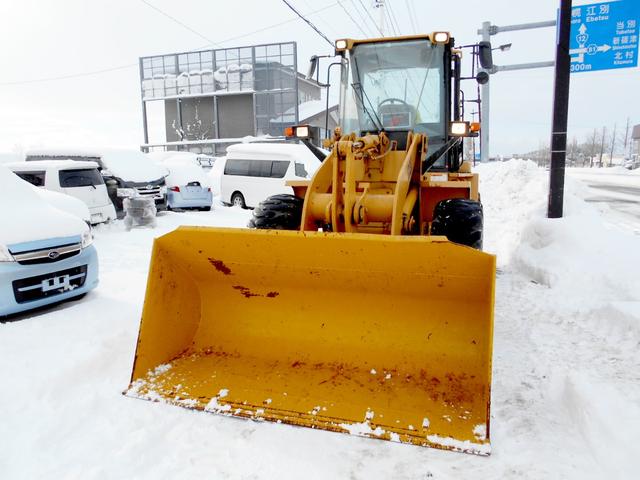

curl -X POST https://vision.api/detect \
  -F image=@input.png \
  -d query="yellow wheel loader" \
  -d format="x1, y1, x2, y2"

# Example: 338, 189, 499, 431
127, 33, 496, 455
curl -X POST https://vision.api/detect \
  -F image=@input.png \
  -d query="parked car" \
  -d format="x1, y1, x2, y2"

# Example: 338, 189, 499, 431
623, 155, 639, 170
220, 143, 322, 208
8, 160, 116, 225
25, 148, 169, 213
164, 159, 213, 211
0, 165, 99, 317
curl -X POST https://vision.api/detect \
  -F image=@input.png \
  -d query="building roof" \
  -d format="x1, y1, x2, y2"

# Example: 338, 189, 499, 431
632, 124, 640, 140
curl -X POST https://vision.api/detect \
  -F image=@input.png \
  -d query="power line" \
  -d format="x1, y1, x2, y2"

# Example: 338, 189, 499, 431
358, 0, 384, 36
404, 0, 419, 34
0, 64, 137, 86
281, 0, 334, 46
348, 0, 377, 36
0, 3, 340, 86
338, 0, 369, 37
301, 0, 340, 37
139, 0, 223, 49
386, 0, 403, 36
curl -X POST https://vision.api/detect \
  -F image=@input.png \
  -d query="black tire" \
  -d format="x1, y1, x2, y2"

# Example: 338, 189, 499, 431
431, 198, 483, 250
200, 206, 212, 211
248, 194, 303, 230
231, 192, 246, 208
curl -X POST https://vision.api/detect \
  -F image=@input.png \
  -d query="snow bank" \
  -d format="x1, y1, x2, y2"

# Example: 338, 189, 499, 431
511, 177, 640, 308
474, 159, 547, 266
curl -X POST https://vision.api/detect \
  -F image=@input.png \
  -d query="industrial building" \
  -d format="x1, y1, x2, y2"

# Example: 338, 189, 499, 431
139, 41, 336, 155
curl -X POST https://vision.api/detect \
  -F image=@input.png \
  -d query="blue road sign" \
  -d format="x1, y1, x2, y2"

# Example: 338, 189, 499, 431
569, 1, 639, 73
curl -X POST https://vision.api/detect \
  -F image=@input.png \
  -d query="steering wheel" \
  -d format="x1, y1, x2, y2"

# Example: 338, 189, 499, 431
377, 98, 411, 109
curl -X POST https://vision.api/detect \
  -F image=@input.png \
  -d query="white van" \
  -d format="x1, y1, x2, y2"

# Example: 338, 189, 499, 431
220, 143, 322, 208
24, 148, 169, 213
8, 161, 116, 225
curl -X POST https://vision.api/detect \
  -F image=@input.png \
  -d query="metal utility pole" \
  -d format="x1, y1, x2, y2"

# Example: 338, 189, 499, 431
547, 0, 572, 218
623, 117, 630, 156
478, 20, 557, 163
479, 22, 491, 164
609, 123, 617, 165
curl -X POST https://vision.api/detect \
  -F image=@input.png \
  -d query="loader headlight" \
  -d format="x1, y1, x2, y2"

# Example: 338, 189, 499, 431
335, 39, 348, 50
432, 32, 450, 44
0, 244, 15, 262
81, 230, 94, 249
294, 125, 310, 138
284, 124, 311, 139
450, 121, 470, 137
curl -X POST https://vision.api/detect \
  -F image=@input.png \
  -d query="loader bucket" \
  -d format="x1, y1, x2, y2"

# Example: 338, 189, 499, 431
127, 227, 496, 455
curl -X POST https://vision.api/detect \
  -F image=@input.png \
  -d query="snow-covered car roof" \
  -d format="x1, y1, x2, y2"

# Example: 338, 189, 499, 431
24, 148, 169, 183
7, 160, 99, 171
101, 149, 168, 183
164, 160, 210, 187
0, 165, 89, 246
25, 147, 102, 158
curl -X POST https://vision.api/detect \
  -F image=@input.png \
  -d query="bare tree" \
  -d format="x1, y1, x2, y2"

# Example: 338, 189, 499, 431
582, 129, 599, 167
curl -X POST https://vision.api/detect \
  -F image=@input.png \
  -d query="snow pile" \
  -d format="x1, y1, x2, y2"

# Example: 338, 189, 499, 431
474, 159, 548, 266
509, 172, 640, 308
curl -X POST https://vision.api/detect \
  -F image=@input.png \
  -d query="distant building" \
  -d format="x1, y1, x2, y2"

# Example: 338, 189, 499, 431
632, 124, 640, 157
139, 41, 329, 155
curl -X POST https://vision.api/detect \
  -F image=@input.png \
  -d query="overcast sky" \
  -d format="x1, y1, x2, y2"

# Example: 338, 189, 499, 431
0, 0, 638, 156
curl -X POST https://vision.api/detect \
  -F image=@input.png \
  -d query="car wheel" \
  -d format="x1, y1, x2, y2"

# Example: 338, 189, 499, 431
430, 198, 483, 250
201, 206, 212, 211
248, 194, 304, 230
231, 192, 246, 208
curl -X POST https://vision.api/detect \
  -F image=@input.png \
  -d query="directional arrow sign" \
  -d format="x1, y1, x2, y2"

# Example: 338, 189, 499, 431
569, 0, 640, 73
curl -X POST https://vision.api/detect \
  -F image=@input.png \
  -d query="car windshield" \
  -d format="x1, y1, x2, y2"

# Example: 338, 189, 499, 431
340, 39, 445, 138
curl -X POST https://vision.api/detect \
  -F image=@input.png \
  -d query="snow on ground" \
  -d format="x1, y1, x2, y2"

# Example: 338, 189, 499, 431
1, 162, 640, 479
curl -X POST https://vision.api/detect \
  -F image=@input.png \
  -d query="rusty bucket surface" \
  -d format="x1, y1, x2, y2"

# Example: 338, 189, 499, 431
127, 227, 495, 454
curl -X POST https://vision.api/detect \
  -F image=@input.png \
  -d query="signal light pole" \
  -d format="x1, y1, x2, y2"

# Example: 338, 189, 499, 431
547, 0, 572, 218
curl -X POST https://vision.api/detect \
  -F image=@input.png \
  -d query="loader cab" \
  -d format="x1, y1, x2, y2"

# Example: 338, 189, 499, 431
335, 35, 458, 171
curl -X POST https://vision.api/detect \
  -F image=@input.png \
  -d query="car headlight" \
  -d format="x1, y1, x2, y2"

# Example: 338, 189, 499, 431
0, 244, 15, 262
117, 188, 136, 198
81, 230, 94, 249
